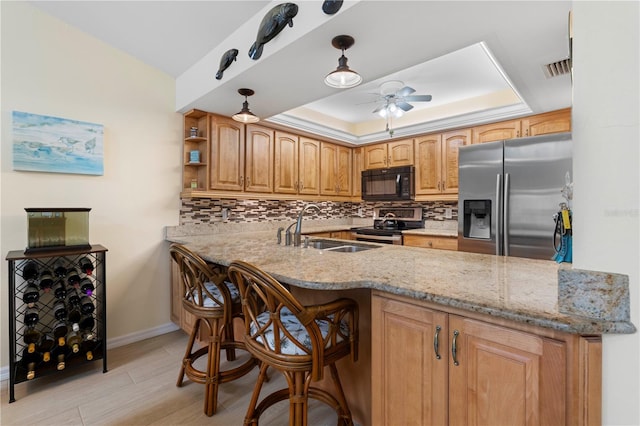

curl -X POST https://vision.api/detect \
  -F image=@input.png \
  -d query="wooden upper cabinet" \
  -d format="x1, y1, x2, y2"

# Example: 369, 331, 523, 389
414, 129, 469, 196
274, 131, 298, 194
320, 142, 351, 196
352, 147, 364, 198
210, 115, 245, 191
441, 129, 470, 194
472, 120, 522, 143
521, 108, 571, 137
472, 109, 571, 144
298, 137, 320, 195
364, 140, 414, 169
414, 134, 442, 195
245, 124, 274, 193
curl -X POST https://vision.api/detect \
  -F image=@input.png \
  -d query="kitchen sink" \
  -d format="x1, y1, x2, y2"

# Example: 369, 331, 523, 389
307, 239, 380, 252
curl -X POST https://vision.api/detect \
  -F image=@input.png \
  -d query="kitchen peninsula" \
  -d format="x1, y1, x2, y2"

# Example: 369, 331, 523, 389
165, 225, 634, 425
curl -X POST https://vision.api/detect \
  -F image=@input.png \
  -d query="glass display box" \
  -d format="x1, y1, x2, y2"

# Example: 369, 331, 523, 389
25, 208, 91, 253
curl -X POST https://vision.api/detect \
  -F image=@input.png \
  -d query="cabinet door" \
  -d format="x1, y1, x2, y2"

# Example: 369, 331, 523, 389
472, 120, 521, 143
372, 295, 448, 426
352, 147, 364, 198
210, 116, 245, 191
521, 109, 571, 137
320, 142, 337, 196
336, 145, 352, 196
364, 143, 388, 169
448, 315, 567, 426
414, 134, 442, 195
298, 137, 320, 195
441, 129, 469, 194
388, 139, 414, 166
274, 131, 298, 194
403, 235, 458, 251
245, 124, 274, 193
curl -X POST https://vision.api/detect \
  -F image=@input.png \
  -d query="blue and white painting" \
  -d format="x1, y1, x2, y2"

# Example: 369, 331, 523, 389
12, 111, 104, 175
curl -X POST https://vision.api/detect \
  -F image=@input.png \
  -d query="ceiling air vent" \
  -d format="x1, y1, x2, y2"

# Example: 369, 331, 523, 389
543, 58, 572, 78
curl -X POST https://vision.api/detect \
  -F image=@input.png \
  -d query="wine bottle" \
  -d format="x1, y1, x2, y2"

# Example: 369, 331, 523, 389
65, 267, 81, 288
53, 279, 67, 300
38, 333, 55, 362
53, 300, 67, 320
53, 259, 68, 278
78, 256, 94, 276
80, 295, 95, 315
66, 323, 82, 354
22, 282, 40, 307
65, 288, 80, 308
22, 260, 39, 282
52, 345, 68, 371
21, 347, 42, 380
52, 319, 68, 347
79, 277, 95, 296
81, 332, 96, 361
38, 269, 54, 293
24, 306, 39, 327
79, 314, 95, 333
23, 326, 41, 353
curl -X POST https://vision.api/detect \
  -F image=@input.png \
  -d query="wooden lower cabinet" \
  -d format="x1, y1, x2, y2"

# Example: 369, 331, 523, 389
404, 234, 458, 251
372, 292, 602, 426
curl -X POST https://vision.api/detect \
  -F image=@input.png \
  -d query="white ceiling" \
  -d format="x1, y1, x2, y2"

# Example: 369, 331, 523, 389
29, 0, 573, 144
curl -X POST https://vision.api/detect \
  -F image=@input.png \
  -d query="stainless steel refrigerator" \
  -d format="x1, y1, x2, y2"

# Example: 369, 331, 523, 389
457, 132, 572, 260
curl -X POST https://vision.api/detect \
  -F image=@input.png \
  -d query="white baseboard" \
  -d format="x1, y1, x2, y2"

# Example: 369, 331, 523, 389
0, 322, 181, 382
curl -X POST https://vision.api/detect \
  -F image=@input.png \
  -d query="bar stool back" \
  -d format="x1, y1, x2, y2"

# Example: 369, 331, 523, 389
169, 244, 257, 416
228, 260, 359, 426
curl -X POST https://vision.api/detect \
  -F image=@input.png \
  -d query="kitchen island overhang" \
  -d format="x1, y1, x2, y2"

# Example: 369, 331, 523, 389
165, 230, 635, 336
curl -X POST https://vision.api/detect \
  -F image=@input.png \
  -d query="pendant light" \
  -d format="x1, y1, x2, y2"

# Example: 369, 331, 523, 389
324, 35, 362, 89
232, 88, 260, 123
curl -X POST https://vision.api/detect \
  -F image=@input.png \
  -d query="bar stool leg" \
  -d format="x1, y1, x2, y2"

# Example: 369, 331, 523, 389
177, 318, 200, 387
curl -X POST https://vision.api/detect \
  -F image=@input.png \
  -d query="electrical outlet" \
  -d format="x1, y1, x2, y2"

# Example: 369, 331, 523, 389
445, 208, 452, 219
222, 208, 229, 222
358, 207, 363, 216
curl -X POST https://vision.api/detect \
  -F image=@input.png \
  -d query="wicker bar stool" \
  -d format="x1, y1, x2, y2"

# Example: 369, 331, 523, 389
227, 260, 359, 426
169, 244, 257, 416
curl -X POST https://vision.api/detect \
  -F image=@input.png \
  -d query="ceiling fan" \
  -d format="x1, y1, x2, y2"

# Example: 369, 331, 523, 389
371, 80, 432, 137
372, 80, 432, 118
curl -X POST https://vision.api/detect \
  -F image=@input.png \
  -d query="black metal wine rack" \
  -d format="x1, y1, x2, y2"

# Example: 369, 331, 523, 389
6, 245, 108, 402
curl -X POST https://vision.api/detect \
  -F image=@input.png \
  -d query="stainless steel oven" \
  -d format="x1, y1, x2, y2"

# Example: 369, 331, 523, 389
351, 207, 424, 245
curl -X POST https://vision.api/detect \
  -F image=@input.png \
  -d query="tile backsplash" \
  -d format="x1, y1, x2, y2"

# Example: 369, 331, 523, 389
180, 198, 458, 225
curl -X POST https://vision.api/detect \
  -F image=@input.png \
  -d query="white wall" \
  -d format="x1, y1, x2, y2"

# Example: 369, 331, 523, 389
0, 2, 182, 371
572, 1, 639, 424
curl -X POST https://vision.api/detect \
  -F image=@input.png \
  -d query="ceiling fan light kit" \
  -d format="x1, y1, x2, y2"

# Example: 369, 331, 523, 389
232, 88, 260, 123
325, 35, 362, 89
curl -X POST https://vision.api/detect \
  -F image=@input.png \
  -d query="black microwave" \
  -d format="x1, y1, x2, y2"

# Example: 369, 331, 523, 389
361, 166, 415, 201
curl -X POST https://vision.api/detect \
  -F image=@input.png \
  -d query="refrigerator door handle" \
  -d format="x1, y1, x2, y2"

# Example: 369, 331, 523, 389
504, 172, 510, 256
496, 174, 502, 256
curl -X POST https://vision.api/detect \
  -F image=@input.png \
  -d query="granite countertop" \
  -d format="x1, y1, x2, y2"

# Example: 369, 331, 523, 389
165, 229, 635, 335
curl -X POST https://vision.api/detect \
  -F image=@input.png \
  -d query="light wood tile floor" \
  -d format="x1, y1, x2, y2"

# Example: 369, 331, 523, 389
1, 330, 338, 425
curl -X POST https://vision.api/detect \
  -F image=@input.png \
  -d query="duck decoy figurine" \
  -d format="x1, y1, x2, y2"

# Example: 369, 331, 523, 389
215, 48, 239, 80
248, 3, 298, 60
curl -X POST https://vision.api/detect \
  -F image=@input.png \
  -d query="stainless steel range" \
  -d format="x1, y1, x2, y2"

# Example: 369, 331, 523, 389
351, 207, 424, 245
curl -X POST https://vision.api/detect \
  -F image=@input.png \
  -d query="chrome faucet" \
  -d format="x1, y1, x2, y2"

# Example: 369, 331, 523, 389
293, 204, 320, 246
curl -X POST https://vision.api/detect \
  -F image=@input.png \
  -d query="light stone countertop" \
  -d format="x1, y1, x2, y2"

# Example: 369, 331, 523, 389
165, 230, 635, 335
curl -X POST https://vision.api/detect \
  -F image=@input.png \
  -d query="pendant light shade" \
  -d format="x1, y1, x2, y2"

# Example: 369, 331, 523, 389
232, 88, 260, 123
324, 35, 362, 89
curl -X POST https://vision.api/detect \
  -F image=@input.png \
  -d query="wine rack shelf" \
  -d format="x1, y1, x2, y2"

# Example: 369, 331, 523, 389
6, 245, 108, 402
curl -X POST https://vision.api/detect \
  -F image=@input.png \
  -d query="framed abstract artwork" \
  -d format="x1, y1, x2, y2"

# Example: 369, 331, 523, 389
12, 111, 104, 176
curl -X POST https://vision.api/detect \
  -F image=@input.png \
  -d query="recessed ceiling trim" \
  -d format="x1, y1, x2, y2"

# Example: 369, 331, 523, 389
269, 103, 533, 145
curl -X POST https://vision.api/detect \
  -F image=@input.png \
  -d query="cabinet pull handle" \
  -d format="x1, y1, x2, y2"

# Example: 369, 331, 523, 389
452, 330, 460, 366
517, 130, 520, 137
300, 181, 303, 190
240, 175, 244, 185
433, 325, 441, 360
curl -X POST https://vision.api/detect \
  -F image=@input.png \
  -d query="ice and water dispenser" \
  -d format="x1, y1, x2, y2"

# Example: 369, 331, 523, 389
462, 200, 491, 239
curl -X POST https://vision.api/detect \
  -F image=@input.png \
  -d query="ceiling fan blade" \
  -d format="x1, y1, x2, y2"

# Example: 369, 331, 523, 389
397, 101, 414, 112
372, 104, 385, 114
397, 86, 416, 97
404, 94, 432, 102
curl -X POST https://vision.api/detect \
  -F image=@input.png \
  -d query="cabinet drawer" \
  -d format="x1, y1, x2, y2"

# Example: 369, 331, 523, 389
403, 234, 458, 251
